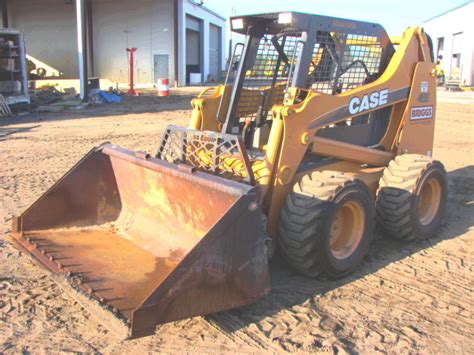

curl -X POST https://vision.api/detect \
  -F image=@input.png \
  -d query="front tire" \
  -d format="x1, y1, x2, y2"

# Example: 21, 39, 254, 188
278, 171, 374, 278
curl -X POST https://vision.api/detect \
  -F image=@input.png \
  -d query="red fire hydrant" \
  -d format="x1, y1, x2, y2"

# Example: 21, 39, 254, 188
126, 47, 138, 96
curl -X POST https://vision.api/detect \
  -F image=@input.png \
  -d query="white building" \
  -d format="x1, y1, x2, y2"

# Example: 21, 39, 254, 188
423, 1, 474, 86
0, 0, 226, 87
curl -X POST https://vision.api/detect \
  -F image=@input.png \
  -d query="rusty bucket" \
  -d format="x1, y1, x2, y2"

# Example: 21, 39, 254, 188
11, 143, 270, 338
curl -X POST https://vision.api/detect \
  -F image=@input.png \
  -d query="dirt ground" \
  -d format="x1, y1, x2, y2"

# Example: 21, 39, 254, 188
1, 88, 473, 353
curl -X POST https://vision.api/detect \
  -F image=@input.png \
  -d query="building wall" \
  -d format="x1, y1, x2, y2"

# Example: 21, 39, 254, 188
3, 0, 175, 84
93, 0, 175, 85
2, 0, 226, 86
177, 0, 226, 86
423, 2, 474, 86
208, 23, 222, 80
7, 0, 77, 78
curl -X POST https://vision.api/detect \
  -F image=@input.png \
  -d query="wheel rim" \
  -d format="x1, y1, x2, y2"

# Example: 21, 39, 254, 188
329, 200, 365, 259
417, 177, 442, 226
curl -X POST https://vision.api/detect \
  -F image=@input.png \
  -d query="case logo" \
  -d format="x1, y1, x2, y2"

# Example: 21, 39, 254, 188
348, 89, 388, 115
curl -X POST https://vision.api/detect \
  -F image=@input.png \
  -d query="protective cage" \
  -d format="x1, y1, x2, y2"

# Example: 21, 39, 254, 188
307, 32, 384, 94
226, 29, 386, 125
222, 30, 304, 134
233, 33, 302, 123
224, 12, 393, 135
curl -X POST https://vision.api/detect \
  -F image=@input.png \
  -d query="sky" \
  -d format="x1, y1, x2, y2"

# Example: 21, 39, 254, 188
203, 0, 471, 36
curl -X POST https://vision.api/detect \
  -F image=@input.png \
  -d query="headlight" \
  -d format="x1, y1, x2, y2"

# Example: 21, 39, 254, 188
231, 18, 244, 30
278, 12, 292, 24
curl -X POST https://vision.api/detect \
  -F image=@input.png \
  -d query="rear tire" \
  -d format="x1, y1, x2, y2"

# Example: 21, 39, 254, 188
376, 154, 448, 241
278, 171, 374, 278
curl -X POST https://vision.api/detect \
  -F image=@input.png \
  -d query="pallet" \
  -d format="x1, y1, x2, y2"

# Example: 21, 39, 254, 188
0, 93, 12, 117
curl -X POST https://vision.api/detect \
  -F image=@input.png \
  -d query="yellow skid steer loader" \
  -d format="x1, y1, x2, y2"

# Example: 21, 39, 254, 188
11, 12, 447, 338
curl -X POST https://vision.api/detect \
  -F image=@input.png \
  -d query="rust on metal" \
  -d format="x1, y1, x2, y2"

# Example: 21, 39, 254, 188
11, 143, 270, 339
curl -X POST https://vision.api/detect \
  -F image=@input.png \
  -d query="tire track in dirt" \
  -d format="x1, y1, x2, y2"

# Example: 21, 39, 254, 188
206, 314, 275, 350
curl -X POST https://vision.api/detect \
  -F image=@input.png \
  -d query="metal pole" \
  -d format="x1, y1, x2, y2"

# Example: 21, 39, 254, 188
76, 0, 88, 101
127, 48, 138, 96
228, 7, 235, 66
222, 34, 255, 134
173, 0, 179, 87
1, 0, 8, 28
86, 0, 94, 77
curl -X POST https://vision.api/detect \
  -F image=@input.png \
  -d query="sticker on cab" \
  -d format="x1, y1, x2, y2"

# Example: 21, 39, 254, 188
421, 81, 429, 93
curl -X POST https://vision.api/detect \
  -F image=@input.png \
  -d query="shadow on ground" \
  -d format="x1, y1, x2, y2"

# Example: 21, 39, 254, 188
0, 125, 41, 141
0, 92, 197, 127
209, 165, 474, 332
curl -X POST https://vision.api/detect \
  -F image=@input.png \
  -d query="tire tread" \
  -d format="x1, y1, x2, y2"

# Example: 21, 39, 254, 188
376, 154, 446, 241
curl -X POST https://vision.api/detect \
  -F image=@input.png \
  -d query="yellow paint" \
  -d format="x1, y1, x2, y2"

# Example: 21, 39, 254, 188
186, 26, 436, 236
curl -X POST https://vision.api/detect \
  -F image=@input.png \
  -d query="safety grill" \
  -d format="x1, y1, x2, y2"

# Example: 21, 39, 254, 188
307, 32, 382, 94
233, 33, 303, 124
157, 125, 255, 184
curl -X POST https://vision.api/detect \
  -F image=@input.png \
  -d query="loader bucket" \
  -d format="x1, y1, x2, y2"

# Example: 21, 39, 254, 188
11, 143, 270, 339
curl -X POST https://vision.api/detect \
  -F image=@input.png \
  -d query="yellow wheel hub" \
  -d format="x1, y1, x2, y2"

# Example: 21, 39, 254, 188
417, 177, 442, 226
329, 200, 365, 259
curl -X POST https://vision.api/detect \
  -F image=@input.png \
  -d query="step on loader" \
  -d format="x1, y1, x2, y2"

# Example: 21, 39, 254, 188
11, 12, 448, 338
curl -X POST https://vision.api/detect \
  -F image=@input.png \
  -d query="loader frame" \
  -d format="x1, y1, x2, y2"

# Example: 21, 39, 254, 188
9, 11, 439, 340
186, 12, 437, 236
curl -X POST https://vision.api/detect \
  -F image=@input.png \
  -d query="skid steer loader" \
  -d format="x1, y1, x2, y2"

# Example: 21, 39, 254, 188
11, 12, 448, 339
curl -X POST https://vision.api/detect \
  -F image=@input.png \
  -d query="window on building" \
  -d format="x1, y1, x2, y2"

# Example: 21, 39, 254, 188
437, 37, 444, 58
451, 32, 463, 69
453, 53, 461, 68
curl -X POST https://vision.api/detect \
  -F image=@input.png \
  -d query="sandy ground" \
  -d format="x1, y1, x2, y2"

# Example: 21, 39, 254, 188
0, 88, 473, 353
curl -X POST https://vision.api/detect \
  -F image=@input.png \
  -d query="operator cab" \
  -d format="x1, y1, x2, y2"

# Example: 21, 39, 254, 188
219, 12, 395, 151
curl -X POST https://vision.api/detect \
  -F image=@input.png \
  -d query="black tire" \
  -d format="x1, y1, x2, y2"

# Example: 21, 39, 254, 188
376, 155, 448, 241
278, 171, 374, 278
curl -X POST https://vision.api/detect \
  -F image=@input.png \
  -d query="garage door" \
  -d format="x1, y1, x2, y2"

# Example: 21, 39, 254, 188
186, 16, 201, 84
209, 24, 221, 81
